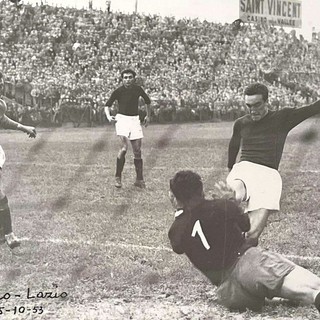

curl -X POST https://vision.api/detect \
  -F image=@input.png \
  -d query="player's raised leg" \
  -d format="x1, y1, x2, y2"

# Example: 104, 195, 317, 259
246, 208, 270, 245
115, 136, 129, 188
131, 139, 145, 188
226, 161, 282, 245
224, 177, 262, 246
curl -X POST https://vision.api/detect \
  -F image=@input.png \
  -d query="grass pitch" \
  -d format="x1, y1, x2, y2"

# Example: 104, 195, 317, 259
0, 119, 320, 319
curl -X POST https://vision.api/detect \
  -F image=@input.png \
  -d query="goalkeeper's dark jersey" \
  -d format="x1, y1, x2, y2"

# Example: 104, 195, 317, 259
168, 199, 250, 273
228, 101, 320, 170
105, 84, 151, 116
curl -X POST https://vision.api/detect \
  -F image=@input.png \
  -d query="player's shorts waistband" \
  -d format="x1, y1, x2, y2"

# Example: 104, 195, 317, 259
237, 161, 278, 174
116, 114, 139, 120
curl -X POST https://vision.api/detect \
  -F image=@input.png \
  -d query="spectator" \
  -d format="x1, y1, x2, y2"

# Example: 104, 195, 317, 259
0, 1, 318, 125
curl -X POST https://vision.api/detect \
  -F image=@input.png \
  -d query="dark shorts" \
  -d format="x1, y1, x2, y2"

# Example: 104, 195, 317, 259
214, 247, 296, 311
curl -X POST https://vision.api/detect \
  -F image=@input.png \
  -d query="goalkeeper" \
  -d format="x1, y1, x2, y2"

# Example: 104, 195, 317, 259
0, 99, 36, 249
168, 170, 320, 313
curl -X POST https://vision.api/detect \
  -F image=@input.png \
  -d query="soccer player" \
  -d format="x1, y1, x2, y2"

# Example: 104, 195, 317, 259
168, 170, 320, 312
104, 69, 151, 189
227, 83, 320, 245
0, 99, 37, 249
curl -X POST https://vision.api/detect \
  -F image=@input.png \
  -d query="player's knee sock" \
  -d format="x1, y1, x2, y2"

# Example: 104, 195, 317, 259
115, 150, 126, 178
315, 291, 320, 312
134, 158, 143, 180
115, 157, 125, 178
0, 196, 13, 235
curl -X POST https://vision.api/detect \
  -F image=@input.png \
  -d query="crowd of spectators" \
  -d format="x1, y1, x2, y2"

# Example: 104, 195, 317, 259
0, 1, 320, 126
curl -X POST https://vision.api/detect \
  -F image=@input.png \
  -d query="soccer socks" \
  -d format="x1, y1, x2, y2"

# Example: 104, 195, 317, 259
134, 158, 143, 181
0, 196, 13, 235
115, 150, 126, 178
315, 291, 320, 312
115, 157, 125, 178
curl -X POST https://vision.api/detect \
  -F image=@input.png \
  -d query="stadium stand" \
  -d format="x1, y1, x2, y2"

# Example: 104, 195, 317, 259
0, 1, 319, 125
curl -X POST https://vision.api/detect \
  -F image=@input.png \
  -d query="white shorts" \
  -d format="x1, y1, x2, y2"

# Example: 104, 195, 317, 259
0, 145, 5, 168
226, 161, 282, 212
115, 114, 143, 140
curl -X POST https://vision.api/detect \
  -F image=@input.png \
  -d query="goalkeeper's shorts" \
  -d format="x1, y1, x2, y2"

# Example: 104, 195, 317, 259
227, 161, 282, 212
215, 247, 296, 311
0, 145, 5, 168
115, 114, 143, 140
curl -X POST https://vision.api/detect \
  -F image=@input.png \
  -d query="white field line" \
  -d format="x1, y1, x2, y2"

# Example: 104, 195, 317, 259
19, 237, 320, 263
20, 236, 172, 252
6, 162, 320, 174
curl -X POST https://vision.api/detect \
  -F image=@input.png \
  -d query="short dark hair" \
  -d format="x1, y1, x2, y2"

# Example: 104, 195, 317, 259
121, 69, 136, 78
244, 83, 269, 101
170, 170, 203, 203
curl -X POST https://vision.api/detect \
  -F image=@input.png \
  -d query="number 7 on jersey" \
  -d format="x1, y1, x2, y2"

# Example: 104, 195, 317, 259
191, 220, 211, 250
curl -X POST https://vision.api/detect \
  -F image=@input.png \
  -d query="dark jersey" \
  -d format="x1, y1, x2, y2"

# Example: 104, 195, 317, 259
105, 84, 151, 116
228, 101, 320, 170
168, 199, 250, 273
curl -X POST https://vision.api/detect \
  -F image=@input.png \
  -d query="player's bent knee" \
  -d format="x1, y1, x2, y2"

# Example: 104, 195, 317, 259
118, 148, 127, 159
133, 151, 142, 159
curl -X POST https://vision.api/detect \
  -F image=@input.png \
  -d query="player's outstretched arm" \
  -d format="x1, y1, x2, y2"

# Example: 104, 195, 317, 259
17, 123, 37, 138
1, 114, 36, 138
0, 100, 36, 138
286, 99, 320, 130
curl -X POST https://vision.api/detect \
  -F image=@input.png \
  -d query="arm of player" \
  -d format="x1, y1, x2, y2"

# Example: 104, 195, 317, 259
286, 99, 320, 129
227, 121, 241, 170
104, 106, 116, 123
144, 104, 151, 127
168, 220, 185, 254
225, 200, 250, 232
140, 87, 151, 127
17, 123, 37, 138
236, 210, 250, 232
1, 115, 36, 138
104, 90, 118, 122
